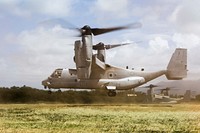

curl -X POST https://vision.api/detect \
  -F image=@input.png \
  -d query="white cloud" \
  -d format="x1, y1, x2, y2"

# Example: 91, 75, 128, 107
0, 0, 30, 17
28, 0, 74, 17
106, 38, 171, 72
92, 0, 129, 19
3, 26, 76, 87
149, 37, 169, 54
172, 33, 200, 49
95, 0, 128, 12
0, 0, 75, 17
170, 0, 200, 35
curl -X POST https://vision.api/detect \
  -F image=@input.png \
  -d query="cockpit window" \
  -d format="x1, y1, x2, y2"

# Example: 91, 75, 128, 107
51, 69, 63, 78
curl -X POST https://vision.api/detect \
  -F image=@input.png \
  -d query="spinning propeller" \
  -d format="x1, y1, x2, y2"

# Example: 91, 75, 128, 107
79, 22, 142, 36
39, 19, 142, 36
39, 19, 141, 50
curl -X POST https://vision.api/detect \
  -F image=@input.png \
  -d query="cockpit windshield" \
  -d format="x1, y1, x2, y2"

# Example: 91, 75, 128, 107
51, 69, 63, 78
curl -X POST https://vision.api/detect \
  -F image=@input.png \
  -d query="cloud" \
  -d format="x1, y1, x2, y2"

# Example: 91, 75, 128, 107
172, 33, 200, 73
28, 0, 75, 17
92, 0, 129, 20
106, 37, 171, 72
2, 25, 76, 87
149, 37, 169, 54
172, 33, 200, 49
170, 0, 200, 35
0, 0, 75, 17
167, 0, 200, 79
0, 0, 30, 17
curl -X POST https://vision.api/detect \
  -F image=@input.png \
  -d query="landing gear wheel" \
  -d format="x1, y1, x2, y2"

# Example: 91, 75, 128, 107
108, 90, 117, 97
57, 89, 62, 93
48, 89, 52, 94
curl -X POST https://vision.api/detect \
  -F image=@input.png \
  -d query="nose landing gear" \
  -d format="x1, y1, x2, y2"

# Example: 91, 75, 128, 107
43, 86, 52, 94
108, 90, 117, 97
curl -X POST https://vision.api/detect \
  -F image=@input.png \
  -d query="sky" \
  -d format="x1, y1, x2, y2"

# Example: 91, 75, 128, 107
0, 0, 200, 89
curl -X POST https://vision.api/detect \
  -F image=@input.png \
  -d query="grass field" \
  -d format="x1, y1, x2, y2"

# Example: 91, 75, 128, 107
0, 104, 200, 133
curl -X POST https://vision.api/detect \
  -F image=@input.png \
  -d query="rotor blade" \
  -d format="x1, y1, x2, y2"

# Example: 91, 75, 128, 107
91, 22, 142, 36
93, 42, 133, 50
105, 43, 132, 49
105, 41, 142, 49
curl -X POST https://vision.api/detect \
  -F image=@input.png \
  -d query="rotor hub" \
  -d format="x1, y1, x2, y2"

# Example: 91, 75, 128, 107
81, 25, 92, 35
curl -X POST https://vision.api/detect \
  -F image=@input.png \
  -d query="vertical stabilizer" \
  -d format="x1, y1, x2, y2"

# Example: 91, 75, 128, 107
166, 48, 187, 80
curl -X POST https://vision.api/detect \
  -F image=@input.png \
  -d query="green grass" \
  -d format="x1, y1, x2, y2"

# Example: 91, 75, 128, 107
0, 104, 200, 132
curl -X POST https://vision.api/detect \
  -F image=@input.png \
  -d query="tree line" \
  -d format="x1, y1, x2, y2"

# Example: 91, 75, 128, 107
0, 86, 147, 104
0, 86, 199, 104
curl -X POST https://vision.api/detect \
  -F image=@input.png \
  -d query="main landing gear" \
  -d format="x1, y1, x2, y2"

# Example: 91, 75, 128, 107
107, 90, 117, 97
48, 88, 52, 94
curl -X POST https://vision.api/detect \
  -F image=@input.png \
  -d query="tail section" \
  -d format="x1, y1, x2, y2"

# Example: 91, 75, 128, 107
166, 48, 187, 80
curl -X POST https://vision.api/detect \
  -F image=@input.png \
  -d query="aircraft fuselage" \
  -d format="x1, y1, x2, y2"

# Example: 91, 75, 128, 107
42, 65, 166, 91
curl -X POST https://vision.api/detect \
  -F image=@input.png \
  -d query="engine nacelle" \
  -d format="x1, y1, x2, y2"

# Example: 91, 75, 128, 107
74, 40, 84, 66
74, 40, 92, 79
97, 49, 106, 62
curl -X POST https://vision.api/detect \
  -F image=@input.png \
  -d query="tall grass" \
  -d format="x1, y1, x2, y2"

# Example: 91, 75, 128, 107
0, 104, 200, 132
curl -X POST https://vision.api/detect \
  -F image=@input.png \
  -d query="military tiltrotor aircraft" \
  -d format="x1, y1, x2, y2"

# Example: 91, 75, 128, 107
42, 22, 187, 97
143, 84, 183, 103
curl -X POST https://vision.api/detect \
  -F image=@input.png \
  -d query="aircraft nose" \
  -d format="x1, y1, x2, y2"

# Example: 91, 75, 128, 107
42, 78, 50, 89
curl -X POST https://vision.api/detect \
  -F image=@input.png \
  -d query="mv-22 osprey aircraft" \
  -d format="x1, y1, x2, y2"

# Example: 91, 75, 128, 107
42, 23, 187, 96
